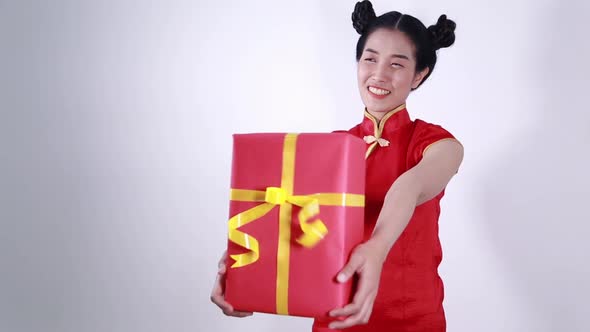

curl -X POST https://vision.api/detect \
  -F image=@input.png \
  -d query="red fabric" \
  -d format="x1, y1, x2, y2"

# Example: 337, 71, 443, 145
313, 107, 456, 332
225, 133, 366, 318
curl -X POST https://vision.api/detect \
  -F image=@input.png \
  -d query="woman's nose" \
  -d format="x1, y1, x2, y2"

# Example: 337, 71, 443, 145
371, 63, 389, 82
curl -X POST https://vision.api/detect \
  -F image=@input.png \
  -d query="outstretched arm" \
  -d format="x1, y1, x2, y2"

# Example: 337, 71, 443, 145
328, 139, 463, 329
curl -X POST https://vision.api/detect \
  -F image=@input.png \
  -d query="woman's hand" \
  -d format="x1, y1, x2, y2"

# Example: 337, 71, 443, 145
328, 241, 387, 329
210, 251, 254, 317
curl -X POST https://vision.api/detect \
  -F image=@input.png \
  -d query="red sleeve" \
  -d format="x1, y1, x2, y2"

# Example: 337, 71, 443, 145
408, 119, 459, 167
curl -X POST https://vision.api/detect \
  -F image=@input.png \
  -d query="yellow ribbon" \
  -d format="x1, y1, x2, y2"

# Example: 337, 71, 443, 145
227, 133, 364, 315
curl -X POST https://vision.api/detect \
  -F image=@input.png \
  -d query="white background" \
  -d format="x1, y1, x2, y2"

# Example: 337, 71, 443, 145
1, 0, 589, 331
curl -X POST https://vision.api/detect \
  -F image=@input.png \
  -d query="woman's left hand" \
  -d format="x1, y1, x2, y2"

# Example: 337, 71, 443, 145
328, 240, 387, 329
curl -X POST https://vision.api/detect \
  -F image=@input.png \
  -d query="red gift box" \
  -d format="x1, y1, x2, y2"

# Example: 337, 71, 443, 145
225, 133, 366, 318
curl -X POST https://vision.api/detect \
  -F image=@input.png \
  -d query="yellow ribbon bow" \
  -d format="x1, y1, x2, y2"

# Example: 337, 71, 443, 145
228, 186, 329, 268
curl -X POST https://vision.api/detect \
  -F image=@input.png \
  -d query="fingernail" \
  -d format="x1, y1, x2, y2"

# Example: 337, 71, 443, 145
337, 273, 346, 282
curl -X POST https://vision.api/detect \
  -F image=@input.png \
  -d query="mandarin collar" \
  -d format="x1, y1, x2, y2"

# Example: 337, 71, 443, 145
361, 104, 410, 137
360, 104, 411, 158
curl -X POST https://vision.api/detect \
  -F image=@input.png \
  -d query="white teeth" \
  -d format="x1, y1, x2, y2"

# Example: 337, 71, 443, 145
368, 86, 391, 95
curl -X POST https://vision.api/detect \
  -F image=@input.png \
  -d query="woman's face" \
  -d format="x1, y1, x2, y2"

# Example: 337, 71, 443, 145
357, 28, 428, 118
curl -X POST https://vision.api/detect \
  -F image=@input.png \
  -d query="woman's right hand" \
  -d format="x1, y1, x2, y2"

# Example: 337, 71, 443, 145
210, 251, 254, 317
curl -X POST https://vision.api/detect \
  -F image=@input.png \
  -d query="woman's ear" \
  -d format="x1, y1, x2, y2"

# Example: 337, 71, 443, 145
411, 67, 430, 89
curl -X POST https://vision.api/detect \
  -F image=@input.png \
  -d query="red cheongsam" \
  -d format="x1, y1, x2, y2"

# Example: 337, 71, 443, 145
313, 104, 459, 332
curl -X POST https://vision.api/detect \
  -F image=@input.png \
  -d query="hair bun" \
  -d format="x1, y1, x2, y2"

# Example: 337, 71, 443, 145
427, 14, 456, 50
351, 0, 377, 35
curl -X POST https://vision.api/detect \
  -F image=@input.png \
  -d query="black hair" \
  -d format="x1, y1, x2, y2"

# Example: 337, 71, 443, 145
352, 0, 456, 89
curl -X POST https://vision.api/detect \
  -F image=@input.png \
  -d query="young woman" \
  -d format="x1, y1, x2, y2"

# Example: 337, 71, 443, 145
212, 1, 463, 331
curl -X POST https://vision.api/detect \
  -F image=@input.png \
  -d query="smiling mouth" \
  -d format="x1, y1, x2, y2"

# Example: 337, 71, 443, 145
368, 86, 391, 96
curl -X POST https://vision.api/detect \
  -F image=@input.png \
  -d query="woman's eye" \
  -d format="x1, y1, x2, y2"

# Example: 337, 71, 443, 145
391, 63, 403, 68
364, 58, 376, 62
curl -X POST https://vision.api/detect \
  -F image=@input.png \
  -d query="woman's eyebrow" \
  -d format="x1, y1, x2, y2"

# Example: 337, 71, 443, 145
365, 48, 409, 60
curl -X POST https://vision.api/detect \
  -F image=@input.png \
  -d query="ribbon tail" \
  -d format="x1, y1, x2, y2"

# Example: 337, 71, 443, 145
290, 197, 328, 247
228, 203, 275, 268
